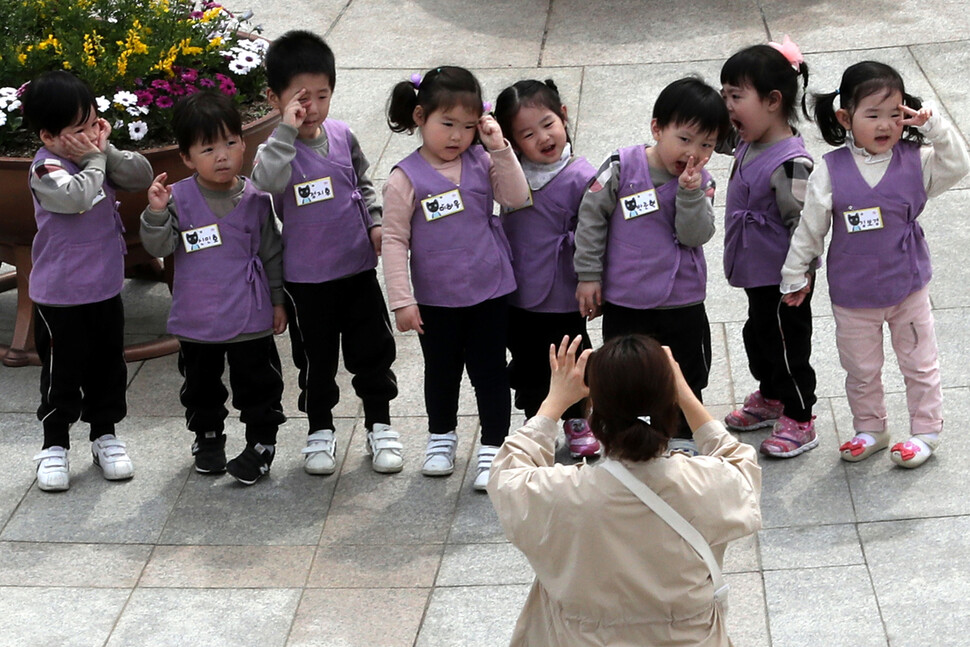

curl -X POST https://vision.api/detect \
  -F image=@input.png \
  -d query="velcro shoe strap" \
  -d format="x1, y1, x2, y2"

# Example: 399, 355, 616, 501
33, 449, 67, 465
370, 430, 403, 451
426, 439, 456, 456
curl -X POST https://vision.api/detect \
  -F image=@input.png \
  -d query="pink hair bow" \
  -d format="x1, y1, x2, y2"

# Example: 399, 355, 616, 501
483, 100, 493, 113
769, 34, 803, 72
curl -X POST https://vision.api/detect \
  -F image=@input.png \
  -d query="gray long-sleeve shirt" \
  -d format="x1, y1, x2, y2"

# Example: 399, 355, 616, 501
30, 144, 153, 214
139, 176, 284, 342
573, 146, 717, 283
250, 122, 382, 226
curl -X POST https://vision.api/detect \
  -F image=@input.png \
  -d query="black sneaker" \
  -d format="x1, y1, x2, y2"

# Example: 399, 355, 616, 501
192, 432, 227, 474
226, 444, 274, 485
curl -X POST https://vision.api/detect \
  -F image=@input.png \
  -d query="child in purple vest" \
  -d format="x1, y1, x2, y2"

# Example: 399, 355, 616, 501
140, 90, 287, 485
252, 31, 400, 477
383, 66, 529, 490
720, 38, 819, 458
574, 77, 730, 453
493, 78, 599, 459
781, 61, 970, 468
22, 71, 153, 492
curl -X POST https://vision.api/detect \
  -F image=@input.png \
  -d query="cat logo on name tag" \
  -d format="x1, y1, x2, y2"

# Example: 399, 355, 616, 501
181, 224, 222, 253
421, 189, 464, 221
620, 189, 659, 219
843, 207, 883, 233
91, 188, 107, 207
293, 177, 334, 206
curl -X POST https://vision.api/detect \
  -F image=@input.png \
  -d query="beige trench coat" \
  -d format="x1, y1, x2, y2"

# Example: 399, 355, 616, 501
488, 416, 762, 647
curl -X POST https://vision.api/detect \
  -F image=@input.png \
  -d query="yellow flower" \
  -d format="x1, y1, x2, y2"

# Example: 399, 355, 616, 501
207, 36, 224, 50
200, 6, 222, 22
37, 34, 62, 54
82, 32, 103, 68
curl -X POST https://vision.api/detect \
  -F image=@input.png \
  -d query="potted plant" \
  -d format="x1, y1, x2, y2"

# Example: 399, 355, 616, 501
0, 0, 280, 366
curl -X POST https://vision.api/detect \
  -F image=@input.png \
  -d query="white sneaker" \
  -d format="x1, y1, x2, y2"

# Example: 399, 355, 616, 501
422, 431, 457, 476
473, 445, 500, 491
366, 423, 404, 473
302, 429, 337, 475
34, 446, 69, 492
92, 435, 134, 481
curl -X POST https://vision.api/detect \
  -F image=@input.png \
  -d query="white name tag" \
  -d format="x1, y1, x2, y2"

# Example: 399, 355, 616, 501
843, 207, 883, 233
181, 224, 222, 253
620, 189, 659, 219
421, 189, 464, 221
293, 177, 334, 206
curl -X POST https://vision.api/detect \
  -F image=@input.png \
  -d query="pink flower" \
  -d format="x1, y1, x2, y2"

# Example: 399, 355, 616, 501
190, 10, 203, 18
180, 68, 199, 83
151, 79, 171, 92
135, 90, 154, 106
184, 84, 198, 95
155, 95, 174, 108
220, 79, 237, 96
168, 83, 187, 96
198, 78, 216, 88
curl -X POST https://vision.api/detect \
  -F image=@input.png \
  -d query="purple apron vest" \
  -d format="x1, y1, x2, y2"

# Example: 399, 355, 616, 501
825, 142, 930, 308
167, 177, 274, 342
395, 147, 516, 308
29, 147, 125, 305
723, 136, 812, 288
274, 120, 377, 283
502, 156, 595, 312
601, 145, 711, 309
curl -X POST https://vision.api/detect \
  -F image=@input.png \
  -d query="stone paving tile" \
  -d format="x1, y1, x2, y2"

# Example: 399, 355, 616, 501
0, 416, 40, 531
105, 588, 301, 647
436, 542, 534, 586
833, 389, 970, 523
320, 417, 475, 544
724, 571, 770, 647
415, 584, 531, 647
935, 309, 970, 389
0, 586, 130, 647
764, 564, 886, 647
260, 0, 347, 41
543, 0, 766, 66
0, 364, 42, 414
761, 0, 970, 52
307, 543, 442, 588
860, 515, 970, 647
140, 545, 315, 588
156, 418, 351, 546
327, 0, 547, 69
759, 524, 864, 571
925, 190, 970, 310
0, 541, 150, 587
912, 40, 970, 155
1, 416, 189, 544
287, 587, 430, 647
448, 463, 509, 544
754, 402, 858, 529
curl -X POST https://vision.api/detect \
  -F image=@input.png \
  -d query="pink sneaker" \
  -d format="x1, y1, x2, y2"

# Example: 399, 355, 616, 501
725, 390, 784, 431
760, 415, 818, 458
563, 419, 600, 458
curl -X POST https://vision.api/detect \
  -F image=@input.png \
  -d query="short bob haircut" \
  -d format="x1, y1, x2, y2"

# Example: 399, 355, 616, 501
264, 30, 337, 95
652, 76, 732, 149
585, 335, 678, 462
171, 90, 242, 155
20, 70, 96, 137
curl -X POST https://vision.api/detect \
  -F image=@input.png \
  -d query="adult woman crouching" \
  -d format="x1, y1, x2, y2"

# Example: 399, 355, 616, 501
488, 335, 761, 646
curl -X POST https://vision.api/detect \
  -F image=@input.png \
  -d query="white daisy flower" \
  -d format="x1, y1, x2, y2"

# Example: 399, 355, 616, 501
228, 59, 252, 74
126, 104, 149, 117
113, 90, 139, 107
128, 120, 148, 141
0, 112, 7, 127
0, 87, 16, 97
96, 96, 110, 113
5, 99, 20, 112
114, 119, 124, 129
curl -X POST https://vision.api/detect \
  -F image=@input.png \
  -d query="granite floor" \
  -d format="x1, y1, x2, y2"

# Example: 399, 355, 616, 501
2, 1, 970, 645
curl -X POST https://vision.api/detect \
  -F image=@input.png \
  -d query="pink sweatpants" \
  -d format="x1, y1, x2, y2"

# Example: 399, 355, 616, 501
832, 286, 942, 436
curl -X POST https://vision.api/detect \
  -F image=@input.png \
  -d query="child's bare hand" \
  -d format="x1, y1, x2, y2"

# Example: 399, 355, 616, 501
679, 155, 708, 191
283, 88, 308, 129
273, 304, 288, 334
60, 132, 101, 161
147, 172, 172, 211
478, 114, 504, 150
394, 304, 424, 334
95, 118, 111, 152
369, 225, 383, 256
576, 281, 602, 321
899, 104, 932, 128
